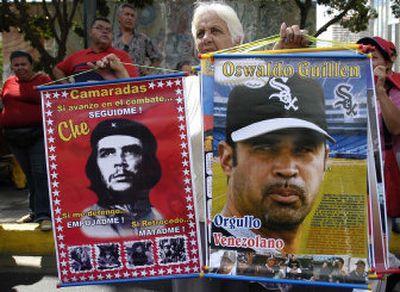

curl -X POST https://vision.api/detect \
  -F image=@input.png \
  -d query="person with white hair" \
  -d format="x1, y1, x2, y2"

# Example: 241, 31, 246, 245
191, 1, 308, 55
191, 1, 244, 54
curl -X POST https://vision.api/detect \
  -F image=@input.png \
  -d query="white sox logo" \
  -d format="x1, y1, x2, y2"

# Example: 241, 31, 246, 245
333, 83, 357, 116
268, 77, 298, 111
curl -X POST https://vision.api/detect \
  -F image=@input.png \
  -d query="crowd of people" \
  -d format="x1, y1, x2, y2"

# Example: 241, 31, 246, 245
213, 250, 369, 284
0, 0, 399, 291
0, 1, 307, 231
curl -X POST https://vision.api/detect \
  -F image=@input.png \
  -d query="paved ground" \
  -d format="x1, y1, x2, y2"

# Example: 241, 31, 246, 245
0, 254, 173, 292
0, 184, 29, 224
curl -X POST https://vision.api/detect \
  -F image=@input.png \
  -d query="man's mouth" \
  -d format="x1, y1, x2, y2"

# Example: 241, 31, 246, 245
200, 47, 216, 54
114, 176, 129, 182
110, 173, 133, 182
269, 193, 299, 204
263, 185, 305, 205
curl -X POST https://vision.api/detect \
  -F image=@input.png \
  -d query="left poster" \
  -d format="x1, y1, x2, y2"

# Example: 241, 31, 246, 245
38, 76, 202, 286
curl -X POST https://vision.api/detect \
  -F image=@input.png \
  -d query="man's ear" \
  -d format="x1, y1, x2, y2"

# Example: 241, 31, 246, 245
218, 141, 234, 176
323, 144, 330, 171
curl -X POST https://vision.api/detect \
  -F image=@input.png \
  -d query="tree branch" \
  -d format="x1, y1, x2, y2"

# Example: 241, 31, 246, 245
42, 0, 60, 44
314, 0, 357, 37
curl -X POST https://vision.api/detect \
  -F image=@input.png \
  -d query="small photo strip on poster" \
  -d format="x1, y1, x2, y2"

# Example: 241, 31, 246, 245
124, 240, 155, 269
95, 242, 122, 271
68, 245, 94, 273
156, 236, 189, 266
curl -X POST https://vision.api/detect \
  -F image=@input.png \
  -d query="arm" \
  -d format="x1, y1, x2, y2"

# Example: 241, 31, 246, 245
52, 66, 69, 83
375, 65, 400, 135
87, 53, 130, 80
118, 52, 139, 77
273, 22, 309, 50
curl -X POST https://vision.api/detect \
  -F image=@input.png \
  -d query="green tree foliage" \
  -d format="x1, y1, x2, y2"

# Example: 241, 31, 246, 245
314, 0, 378, 37
0, 0, 83, 75
258, 0, 377, 37
391, 0, 400, 18
272, 0, 377, 36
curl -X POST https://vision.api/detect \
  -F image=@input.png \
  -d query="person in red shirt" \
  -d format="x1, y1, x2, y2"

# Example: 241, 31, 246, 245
357, 36, 400, 269
0, 50, 52, 231
53, 17, 138, 83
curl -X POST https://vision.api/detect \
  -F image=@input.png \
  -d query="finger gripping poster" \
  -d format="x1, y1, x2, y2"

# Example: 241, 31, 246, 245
39, 76, 201, 286
204, 54, 371, 289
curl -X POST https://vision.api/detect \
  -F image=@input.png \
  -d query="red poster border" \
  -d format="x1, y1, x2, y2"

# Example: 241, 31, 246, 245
39, 76, 202, 286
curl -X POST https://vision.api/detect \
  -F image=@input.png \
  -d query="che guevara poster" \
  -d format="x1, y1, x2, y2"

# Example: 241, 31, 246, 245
38, 76, 201, 286
203, 53, 371, 289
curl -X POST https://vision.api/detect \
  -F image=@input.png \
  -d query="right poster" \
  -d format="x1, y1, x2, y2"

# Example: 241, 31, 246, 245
204, 53, 372, 289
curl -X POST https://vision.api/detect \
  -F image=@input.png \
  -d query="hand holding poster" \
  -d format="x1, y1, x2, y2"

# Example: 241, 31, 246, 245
38, 76, 201, 286
204, 54, 371, 289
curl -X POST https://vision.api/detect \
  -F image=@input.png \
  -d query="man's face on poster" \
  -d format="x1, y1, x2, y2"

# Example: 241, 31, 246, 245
266, 257, 276, 268
96, 134, 143, 192
355, 262, 365, 273
134, 245, 144, 254
220, 256, 235, 274
221, 129, 328, 230
163, 244, 172, 256
237, 260, 248, 273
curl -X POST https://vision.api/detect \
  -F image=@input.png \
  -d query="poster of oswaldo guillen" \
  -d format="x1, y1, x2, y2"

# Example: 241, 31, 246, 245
205, 53, 371, 288
38, 76, 201, 286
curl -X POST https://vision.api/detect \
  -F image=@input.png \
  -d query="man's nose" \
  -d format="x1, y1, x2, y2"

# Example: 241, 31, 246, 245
114, 152, 128, 166
272, 155, 299, 178
202, 31, 213, 43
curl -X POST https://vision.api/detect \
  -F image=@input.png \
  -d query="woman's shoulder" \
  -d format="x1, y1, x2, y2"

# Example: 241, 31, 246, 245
34, 72, 52, 83
4, 75, 17, 83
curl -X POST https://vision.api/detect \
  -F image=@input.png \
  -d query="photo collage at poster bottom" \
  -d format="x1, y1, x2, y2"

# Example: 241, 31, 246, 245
67, 236, 189, 273
209, 249, 368, 284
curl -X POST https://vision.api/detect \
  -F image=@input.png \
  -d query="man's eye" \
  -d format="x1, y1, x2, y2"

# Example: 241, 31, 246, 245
211, 27, 222, 34
196, 30, 204, 38
251, 144, 273, 152
295, 146, 315, 154
124, 145, 142, 156
99, 149, 115, 158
